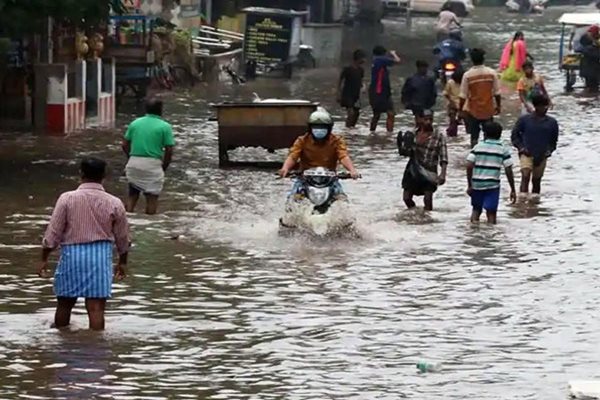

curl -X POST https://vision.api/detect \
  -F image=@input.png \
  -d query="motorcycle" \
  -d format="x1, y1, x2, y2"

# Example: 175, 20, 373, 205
433, 35, 465, 86
279, 167, 359, 237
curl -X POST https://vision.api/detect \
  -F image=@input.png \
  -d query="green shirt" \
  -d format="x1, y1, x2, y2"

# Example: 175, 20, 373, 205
125, 114, 175, 159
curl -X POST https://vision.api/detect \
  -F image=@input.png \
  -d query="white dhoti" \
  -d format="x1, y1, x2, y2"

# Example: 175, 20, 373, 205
126, 156, 165, 195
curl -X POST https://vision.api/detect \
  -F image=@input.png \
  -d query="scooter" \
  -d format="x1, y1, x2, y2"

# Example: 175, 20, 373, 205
279, 167, 358, 237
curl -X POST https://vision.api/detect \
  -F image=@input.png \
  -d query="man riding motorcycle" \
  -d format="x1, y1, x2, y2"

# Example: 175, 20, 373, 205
433, 31, 467, 78
279, 107, 360, 197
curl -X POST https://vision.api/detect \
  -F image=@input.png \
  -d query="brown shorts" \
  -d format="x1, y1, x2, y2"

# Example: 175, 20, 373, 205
520, 155, 547, 179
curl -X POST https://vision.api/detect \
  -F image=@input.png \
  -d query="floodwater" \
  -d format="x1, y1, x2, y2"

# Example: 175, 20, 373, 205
2, 6, 600, 399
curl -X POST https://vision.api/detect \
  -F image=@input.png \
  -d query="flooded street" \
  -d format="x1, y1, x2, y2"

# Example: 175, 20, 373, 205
3, 6, 600, 399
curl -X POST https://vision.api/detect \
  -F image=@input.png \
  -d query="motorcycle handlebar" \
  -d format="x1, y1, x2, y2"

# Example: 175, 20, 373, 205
277, 171, 361, 179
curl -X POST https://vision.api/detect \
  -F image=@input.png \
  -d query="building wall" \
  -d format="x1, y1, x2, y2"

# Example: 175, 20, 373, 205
301, 23, 344, 66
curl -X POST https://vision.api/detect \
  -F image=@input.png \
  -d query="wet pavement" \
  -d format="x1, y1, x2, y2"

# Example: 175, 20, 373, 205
2, 6, 600, 399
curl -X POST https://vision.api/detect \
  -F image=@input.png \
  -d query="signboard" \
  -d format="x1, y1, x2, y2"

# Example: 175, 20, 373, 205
180, 1, 203, 18
244, 13, 293, 65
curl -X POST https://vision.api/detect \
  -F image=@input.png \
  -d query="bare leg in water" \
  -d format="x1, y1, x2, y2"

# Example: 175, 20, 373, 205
54, 297, 77, 328
424, 192, 434, 211
520, 169, 532, 194
486, 210, 497, 224
403, 189, 416, 209
346, 108, 360, 128
145, 194, 159, 215
386, 111, 395, 133
370, 112, 381, 133
532, 177, 542, 194
85, 298, 107, 331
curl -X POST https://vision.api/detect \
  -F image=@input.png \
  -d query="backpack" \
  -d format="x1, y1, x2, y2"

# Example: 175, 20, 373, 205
397, 130, 415, 157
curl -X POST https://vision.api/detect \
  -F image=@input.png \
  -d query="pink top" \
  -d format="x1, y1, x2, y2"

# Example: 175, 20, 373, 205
499, 39, 527, 72
43, 183, 130, 255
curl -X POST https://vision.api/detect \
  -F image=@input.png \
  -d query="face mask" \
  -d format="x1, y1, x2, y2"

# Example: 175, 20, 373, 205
312, 128, 329, 140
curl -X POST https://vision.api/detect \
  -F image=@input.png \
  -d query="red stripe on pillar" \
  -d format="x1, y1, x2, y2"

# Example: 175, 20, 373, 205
47, 104, 66, 135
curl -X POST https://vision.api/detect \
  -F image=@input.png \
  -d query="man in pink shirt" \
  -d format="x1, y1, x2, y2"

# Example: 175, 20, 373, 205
40, 158, 130, 330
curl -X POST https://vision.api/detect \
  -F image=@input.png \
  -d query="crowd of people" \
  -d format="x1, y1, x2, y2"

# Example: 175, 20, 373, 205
37, 23, 567, 331
334, 30, 560, 220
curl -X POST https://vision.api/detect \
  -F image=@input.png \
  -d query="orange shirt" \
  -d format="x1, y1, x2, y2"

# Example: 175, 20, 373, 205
460, 65, 500, 120
517, 73, 544, 101
288, 133, 349, 171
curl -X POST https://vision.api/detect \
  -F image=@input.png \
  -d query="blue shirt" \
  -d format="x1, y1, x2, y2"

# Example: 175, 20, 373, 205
435, 39, 466, 62
511, 114, 559, 159
401, 73, 437, 110
467, 139, 513, 190
371, 56, 395, 96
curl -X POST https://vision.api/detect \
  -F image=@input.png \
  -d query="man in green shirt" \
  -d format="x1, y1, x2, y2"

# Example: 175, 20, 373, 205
122, 98, 175, 215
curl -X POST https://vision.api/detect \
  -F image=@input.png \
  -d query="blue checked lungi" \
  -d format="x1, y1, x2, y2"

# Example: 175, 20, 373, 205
54, 241, 113, 299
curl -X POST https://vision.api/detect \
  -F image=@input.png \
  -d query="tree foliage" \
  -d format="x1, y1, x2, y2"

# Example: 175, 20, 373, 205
0, 0, 126, 36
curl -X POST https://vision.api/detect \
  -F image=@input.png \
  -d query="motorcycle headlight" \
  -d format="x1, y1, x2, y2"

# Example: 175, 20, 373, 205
307, 187, 330, 206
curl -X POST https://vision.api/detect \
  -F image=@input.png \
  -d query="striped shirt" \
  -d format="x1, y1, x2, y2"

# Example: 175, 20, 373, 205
467, 139, 513, 190
460, 65, 500, 120
43, 183, 130, 255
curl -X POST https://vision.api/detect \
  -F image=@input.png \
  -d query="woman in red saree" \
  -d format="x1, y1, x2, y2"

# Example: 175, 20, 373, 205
499, 31, 528, 82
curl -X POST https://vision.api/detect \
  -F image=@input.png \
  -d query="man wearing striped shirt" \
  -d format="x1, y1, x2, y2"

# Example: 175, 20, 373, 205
466, 122, 516, 224
40, 158, 130, 331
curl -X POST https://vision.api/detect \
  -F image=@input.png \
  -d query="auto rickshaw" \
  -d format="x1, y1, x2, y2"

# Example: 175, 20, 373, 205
559, 13, 600, 92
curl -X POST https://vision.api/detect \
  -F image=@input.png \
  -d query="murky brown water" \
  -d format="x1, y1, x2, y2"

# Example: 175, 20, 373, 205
2, 7, 600, 399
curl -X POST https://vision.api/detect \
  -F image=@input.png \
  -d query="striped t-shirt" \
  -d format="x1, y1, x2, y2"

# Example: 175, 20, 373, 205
467, 139, 513, 190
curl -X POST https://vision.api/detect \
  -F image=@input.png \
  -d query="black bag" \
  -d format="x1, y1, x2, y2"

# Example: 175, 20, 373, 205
397, 130, 415, 157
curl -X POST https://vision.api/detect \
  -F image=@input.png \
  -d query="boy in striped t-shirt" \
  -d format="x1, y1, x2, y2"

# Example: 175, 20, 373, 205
466, 122, 517, 224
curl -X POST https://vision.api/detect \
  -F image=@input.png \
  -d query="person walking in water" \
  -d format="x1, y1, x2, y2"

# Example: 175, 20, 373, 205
122, 98, 175, 215
401, 60, 437, 124
436, 3, 462, 42
459, 48, 501, 148
443, 69, 464, 137
337, 49, 367, 128
40, 158, 130, 331
369, 45, 401, 134
579, 25, 600, 93
466, 122, 517, 224
401, 109, 448, 211
499, 31, 529, 82
517, 61, 552, 115
511, 94, 559, 196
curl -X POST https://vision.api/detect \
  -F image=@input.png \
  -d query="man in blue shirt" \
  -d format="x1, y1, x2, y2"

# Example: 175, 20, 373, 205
369, 45, 401, 134
511, 94, 559, 195
401, 60, 437, 122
